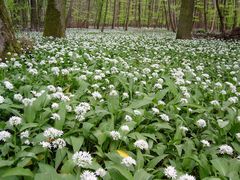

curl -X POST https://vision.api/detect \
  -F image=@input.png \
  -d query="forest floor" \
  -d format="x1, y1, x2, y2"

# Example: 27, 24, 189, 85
0, 29, 240, 180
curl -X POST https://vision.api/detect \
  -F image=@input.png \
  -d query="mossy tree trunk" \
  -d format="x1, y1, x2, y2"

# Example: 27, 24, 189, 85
0, 0, 20, 60
176, 0, 195, 39
43, 0, 66, 38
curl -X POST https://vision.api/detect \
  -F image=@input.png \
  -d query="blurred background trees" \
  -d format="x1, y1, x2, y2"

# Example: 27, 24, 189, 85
3, 0, 239, 34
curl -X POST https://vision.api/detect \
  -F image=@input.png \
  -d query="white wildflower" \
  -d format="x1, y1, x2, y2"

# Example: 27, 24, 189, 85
72, 151, 92, 167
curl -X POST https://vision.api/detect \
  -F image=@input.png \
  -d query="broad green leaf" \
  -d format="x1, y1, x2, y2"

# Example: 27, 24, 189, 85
134, 169, 153, 180
1, 167, 33, 177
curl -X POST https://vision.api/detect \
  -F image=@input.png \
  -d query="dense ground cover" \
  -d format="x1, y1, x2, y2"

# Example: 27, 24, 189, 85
0, 29, 240, 180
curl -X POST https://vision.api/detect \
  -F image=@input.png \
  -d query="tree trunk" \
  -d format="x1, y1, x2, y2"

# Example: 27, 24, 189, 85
66, 0, 74, 28
0, 1, 20, 59
86, 0, 91, 28
43, 0, 66, 38
125, 0, 131, 31
232, 0, 238, 30
31, 0, 39, 31
112, 0, 117, 29
176, 0, 195, 39
204, 0, 208, 32
101, 0, 109, 32
167, 0, 175, 32
138, 0, 141, 28
97, 0, 104, 29
216, 0, 225, 34
163, 0, 169, 30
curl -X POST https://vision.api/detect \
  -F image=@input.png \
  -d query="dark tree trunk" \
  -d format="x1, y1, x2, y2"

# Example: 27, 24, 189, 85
31, 0, 39, 31
97, 0, 104, 29
138, 0, 141, 28
112, 0, 117, 29
216, 0, 225, 34
43, 0, 66, 38
125, 0, 131, 31
0, 1, 20, 59
101, 0, 109, 32
232, 0, 238, 30
176, 0, 195, 39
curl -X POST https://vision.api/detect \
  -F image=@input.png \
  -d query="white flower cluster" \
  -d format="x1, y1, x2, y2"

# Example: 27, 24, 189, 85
110, 131, 121, 140
219, 144, 233, 155
134, 139, 149, 150
74, 102, 91, 121
0, 95, 5, 104
160, 114, 170, 122
0, 131, 11, 142
40, 127, 65, 149
164, 166, 177, 179
121, 156, 136, 167
196, 119, 206, 128
8, 116, 22, 126
72, 151, 92, 167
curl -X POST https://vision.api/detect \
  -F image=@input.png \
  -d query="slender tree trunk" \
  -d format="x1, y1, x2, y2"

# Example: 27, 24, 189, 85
232, 0, 238, 30
163, 0, 169, 30
21, 0, 28, 30
0, 0, 20, 59
147, 0, 152, 28
138, 0, 141, 28
86, 0, 91, 28
97, 0, 104, 29
216, 0, 225, 34
167, 0, 175, 32
31, 0, 39, 31
66, 0, 74, 28
176, 0, 195, 39
43, 0, 66, 38
101, 0, 109, 32
125, 0, 131, 31
204, 0, 208, 32
112, 0, 117, 29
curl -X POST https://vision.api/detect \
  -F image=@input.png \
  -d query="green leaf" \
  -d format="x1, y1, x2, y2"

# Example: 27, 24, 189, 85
136, 149, 144, 170
146, 154, 168, 169
211, 158, 228, 176
70, 136, 84, 152
0, 160, 14, 168
107, 165, 133, 180
54, 103, 66, 130
55, 148, 67, 169
1, 167, 33, 177
134, 169, 153, 180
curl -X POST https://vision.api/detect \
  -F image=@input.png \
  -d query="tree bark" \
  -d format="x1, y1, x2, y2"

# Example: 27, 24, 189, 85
216, 0, 225, 34
163, 0, 169, 30
138, 0, 141, 28
125, 0, 131, 31
101, 0, 109, 32
0, 1, 20, 59
112, 0, 117, 29
86, 0, 91, 28
232, 0, 239, 30
204, 0, 208, 32
167, 0, 176, 32
176, 0, 195, 39
43, 0, 66, 38
31, 0, 39, 31
97, 0, 104, 29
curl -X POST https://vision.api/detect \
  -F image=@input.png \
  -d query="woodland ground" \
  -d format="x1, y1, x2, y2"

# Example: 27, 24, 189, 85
0, 29, 239, 180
